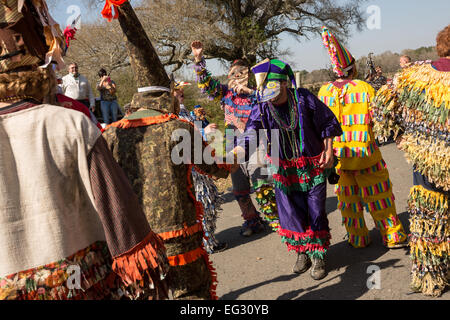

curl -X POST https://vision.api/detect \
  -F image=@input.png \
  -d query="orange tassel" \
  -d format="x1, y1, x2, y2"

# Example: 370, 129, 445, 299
112, 232, 167, 286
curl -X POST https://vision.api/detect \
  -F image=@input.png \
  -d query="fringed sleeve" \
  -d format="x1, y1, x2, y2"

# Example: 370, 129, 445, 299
193, 57, 228, 102
88, 136, 170, 299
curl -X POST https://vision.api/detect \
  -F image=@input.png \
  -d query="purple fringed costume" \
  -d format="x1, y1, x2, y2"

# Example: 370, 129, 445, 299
239, 87, 342, 258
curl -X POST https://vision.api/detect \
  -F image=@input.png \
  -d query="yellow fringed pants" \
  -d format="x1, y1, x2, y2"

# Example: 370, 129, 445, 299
408, 185, 449, 297
336, 161, 407, 248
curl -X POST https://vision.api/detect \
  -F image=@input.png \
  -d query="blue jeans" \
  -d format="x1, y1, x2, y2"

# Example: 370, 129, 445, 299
100, 100, 119, 124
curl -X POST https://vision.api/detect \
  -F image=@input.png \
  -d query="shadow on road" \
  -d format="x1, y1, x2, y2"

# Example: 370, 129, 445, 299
220, 192, 235, 204
214, 225, 274, 250
220, 274, 300, 300
326, 196, 338, 214
281, 227, 406, 299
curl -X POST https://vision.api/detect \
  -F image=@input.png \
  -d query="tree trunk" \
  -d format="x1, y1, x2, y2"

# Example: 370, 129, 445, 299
117, 2, 170, 88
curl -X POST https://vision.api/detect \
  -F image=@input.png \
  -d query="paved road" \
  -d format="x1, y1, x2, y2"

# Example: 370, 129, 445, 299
210, 143, 449, 300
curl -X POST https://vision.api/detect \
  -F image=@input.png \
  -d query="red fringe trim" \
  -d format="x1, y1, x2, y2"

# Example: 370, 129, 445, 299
285, 243, 328, 254
278, 228, 331, 242
111, 232, 165, 286
268, 153, 322, 170
106, 113, 177, 130
157, 222, 203, 241
186, 164, 218, 300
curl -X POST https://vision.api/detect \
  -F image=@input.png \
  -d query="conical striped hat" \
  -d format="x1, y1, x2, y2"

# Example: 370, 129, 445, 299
321, 26, 355, 77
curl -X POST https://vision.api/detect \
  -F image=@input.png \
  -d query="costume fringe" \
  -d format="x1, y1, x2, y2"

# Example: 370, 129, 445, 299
112, 232, 170, 299
348, 234, 370, 248
186, 165, 218, 300
408, 185, 449, 297
278, 228, 331, 259
371, 62, 449, 191
399, 134, 449, 191
0, 242, 123, 300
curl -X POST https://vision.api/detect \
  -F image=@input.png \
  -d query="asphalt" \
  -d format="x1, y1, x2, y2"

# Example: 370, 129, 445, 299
210, 143, 449, 300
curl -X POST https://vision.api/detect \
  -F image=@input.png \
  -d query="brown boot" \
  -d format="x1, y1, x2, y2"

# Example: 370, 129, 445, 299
310, 257, 327, 280
292, 253, 311, 274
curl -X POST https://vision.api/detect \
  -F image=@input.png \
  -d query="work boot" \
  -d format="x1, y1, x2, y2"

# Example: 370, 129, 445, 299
292, 253, 311, 274
310, 257, 327, 280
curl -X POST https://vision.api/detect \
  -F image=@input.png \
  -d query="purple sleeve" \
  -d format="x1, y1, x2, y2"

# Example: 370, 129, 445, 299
302, 89, 342, 139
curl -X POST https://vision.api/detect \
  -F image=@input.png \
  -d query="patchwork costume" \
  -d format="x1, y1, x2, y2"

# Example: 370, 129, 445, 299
0, 0, 169, 300
103, 91, 230, 300
318, 27, 407, 248
239, 59, 342, 261
372, 58, 450, 296
193, 58, 280, 231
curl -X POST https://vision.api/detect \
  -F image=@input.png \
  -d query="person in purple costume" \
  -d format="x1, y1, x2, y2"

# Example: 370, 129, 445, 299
191, 40, 270, 237
232, 59, 342, 280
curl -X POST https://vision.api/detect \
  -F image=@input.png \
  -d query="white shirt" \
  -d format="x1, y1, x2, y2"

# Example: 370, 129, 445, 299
62, 73, 95, 107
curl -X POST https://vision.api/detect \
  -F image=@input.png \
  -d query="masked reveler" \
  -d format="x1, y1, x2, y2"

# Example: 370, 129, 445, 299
191, 40, 280, 235
100, 2, 233, 299
318, 27, 408, 249
174, 82, 227, 254
0, 0, 169, 300
233, 59, 342, 280
372, 24, 450, 297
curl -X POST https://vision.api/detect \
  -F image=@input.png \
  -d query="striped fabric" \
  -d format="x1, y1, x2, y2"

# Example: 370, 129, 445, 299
349, 234, 370, 247
342, 217, 366, 229
338, 200, 364, 212
343, 92, 370, 105
364, 195, 396, 212
334, 142, 378, 158
341, 114, 371, 126
321, 26, 355, 77
335, 130, 369, 143
375, 215, 400, 231
360, 180, 391, 197
319, 95, 336, 107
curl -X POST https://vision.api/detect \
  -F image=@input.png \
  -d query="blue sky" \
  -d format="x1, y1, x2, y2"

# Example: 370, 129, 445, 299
50, 0, 449, 75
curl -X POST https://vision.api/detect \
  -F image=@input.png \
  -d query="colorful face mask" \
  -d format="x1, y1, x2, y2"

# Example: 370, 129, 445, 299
227, 65, 249, 91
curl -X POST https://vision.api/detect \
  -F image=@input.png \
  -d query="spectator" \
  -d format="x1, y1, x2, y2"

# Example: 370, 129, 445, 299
367, 66, 387, 91
56, 75, 63, 94
97, 68, 120, 124
399, 55, 412, 68
61, 62, 95, 112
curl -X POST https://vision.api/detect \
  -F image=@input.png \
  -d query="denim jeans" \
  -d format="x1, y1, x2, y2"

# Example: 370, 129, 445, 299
100, 100, 119, 124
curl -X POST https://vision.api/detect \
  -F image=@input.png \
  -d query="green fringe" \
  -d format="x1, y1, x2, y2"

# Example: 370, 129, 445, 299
399, 87, 449, 125
274, 173, 328, 194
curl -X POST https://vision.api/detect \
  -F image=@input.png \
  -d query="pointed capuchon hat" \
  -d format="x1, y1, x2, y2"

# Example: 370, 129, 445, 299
321, 26, 355, 77
0, 0, 66, 73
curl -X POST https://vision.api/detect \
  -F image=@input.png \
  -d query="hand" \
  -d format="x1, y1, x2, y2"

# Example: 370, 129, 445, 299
191, 40, 203, 62
234, 119, 246, 133
204, 123, 218, 135
90, 106, 95, 112
234, 84, 252, 95
319, 149, 334, 169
